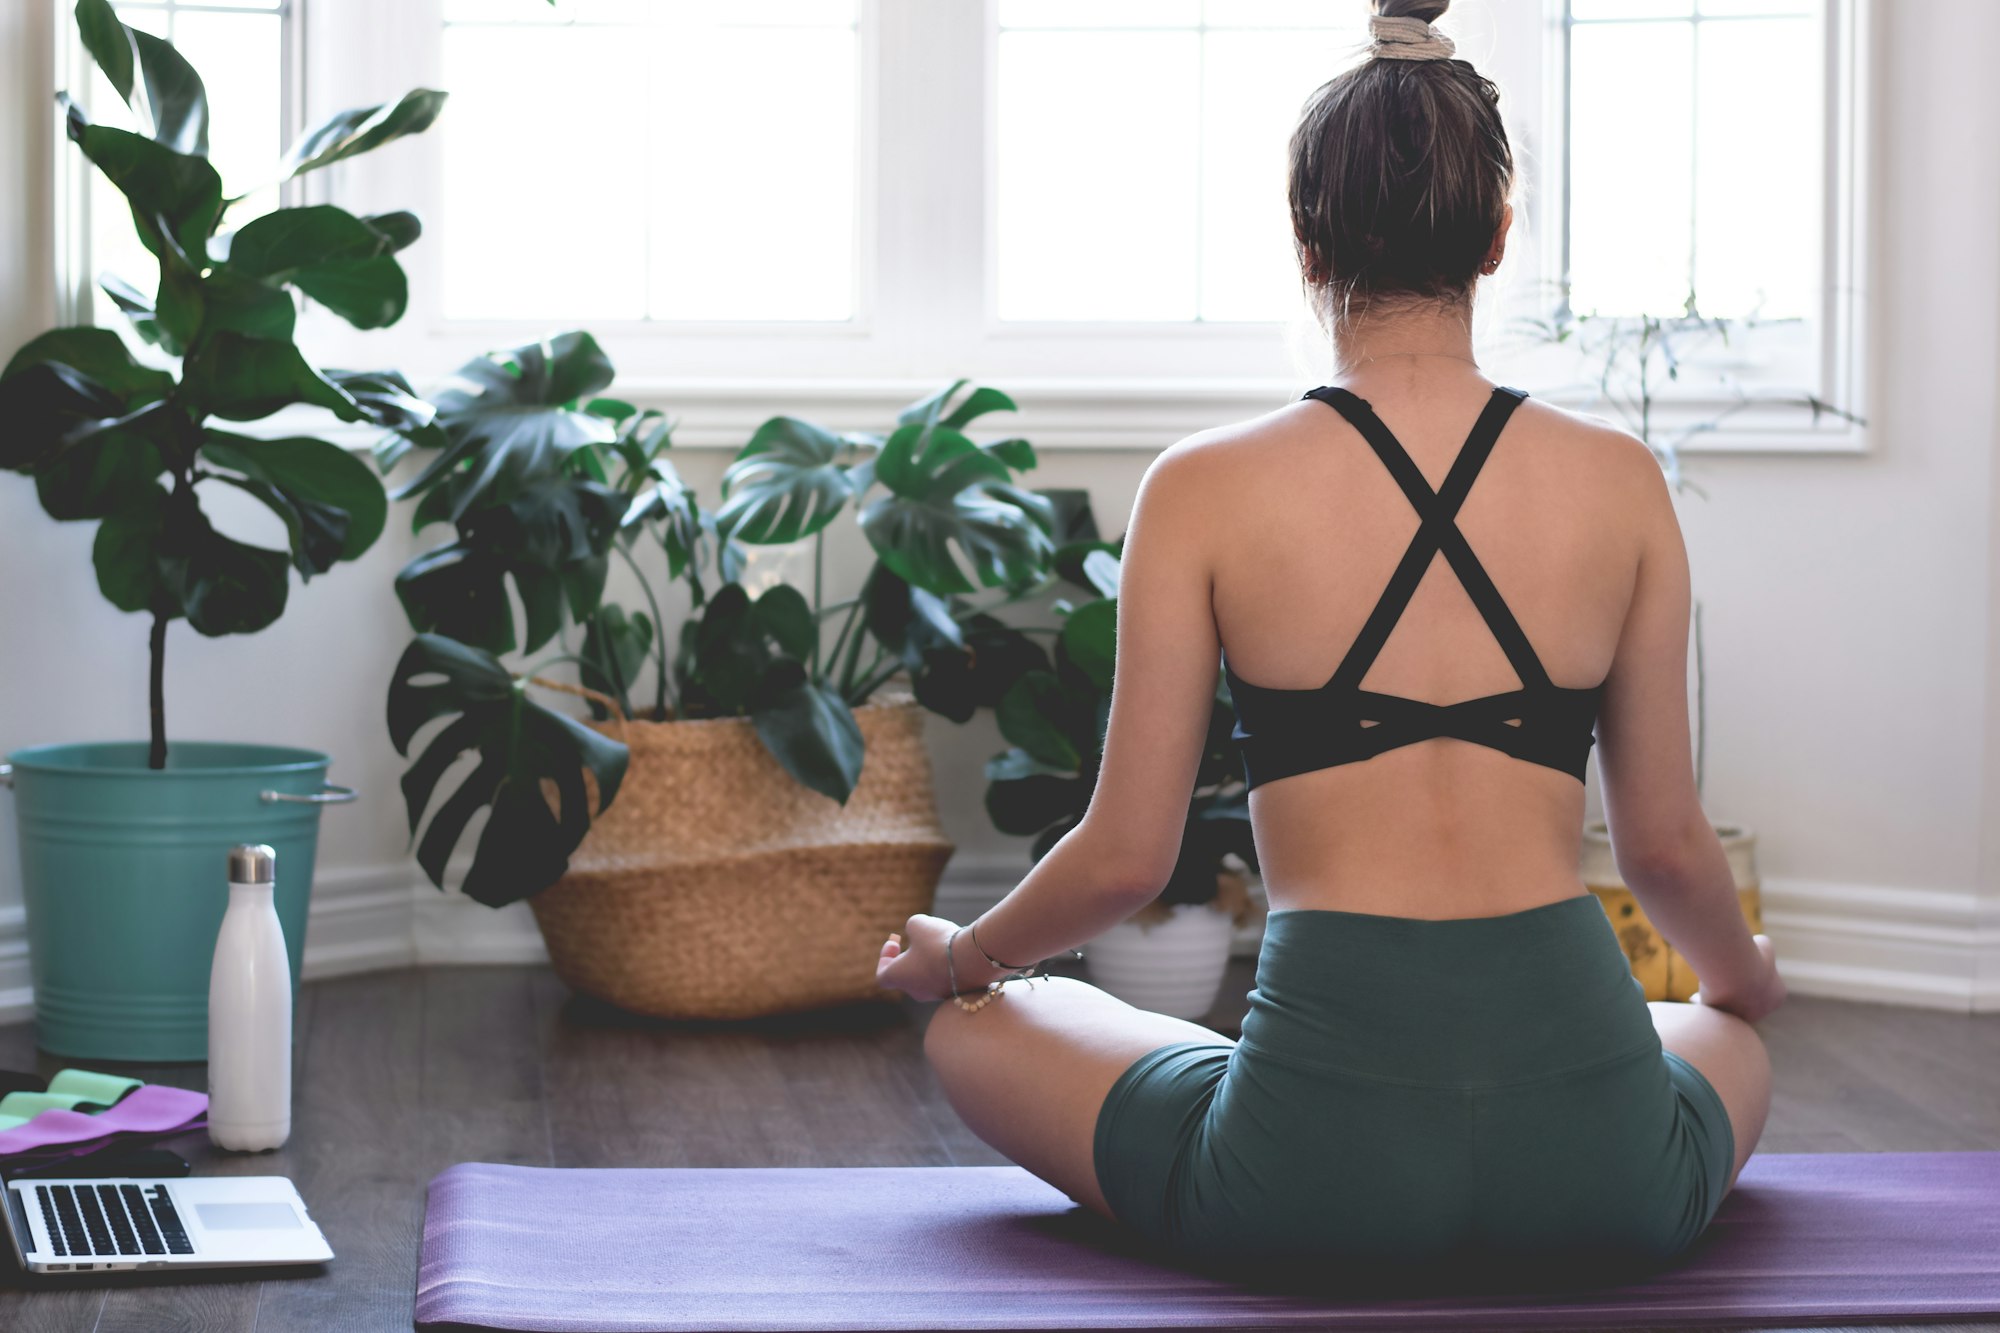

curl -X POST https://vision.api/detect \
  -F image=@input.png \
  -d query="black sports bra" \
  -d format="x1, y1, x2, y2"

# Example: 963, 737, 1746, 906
1223, 384, 1606, 790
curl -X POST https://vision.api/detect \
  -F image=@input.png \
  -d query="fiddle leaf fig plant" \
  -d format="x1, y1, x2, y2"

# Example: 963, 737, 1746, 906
0, 0, 443, 768
381, 337, 1070, 907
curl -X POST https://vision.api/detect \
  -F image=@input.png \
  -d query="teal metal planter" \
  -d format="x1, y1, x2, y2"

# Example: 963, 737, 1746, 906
0, 742, 355, 1062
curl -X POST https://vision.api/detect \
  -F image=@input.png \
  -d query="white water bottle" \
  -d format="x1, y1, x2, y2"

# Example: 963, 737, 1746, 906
208, 843, 292, 1151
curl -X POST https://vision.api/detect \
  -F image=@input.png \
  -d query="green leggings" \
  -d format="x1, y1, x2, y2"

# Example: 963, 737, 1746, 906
1092, 894, 1734, 1271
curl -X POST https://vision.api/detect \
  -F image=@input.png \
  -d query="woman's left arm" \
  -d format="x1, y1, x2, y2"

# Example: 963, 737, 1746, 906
877, 439, 1227, 1001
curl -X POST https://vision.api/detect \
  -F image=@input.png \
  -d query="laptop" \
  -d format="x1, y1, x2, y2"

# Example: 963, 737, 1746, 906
3, 1175, 333, 1272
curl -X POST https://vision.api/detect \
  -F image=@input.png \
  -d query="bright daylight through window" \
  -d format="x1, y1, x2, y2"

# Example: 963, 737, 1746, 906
1565, 0, 1821, 320
438, 0, 859, 323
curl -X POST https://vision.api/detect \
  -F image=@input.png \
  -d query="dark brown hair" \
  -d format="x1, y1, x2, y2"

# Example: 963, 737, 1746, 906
1288, 0, 1514, 328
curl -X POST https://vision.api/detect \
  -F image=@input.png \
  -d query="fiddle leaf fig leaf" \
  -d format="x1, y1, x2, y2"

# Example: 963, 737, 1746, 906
181, 331, 362, 422
224, 205, 408, 328
201, 431, 387, 574
283, 88, 447, 179
74, 0, 211, 155
387, 633, 629, 906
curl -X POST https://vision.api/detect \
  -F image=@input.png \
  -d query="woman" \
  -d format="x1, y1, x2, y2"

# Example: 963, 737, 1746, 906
875, 0, 1783, 1274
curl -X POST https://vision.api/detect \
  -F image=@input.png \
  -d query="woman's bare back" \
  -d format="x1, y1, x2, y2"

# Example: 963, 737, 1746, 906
1199, 373, 1667, 919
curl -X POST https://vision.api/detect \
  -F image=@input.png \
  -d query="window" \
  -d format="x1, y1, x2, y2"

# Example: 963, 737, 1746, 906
1564, 0, 1820, 320
73, 0, 296, 329
436, 0, 860, 323
994, 2, 1365, 323
61, 0, 1868, 451
1537, 0, 1867, 448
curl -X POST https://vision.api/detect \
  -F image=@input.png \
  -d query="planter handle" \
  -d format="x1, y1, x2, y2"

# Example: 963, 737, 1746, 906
261, 783, 358, 806
0, 763, 11, 790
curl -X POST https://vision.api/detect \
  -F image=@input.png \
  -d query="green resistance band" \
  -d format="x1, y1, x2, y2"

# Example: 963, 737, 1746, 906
0, 1069, 144, 1131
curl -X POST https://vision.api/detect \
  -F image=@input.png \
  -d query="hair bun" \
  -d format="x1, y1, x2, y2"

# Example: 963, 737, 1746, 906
1368, 7, 1457, 63
1374, 0, 1450, 21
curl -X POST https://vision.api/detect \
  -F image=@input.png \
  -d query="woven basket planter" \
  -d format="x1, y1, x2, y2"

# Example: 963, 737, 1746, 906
528, 693, 954, 1020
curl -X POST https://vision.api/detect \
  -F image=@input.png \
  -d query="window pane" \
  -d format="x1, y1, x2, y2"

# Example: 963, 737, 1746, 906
172, 11, 283, 206
646, 25, 856, 320
440, 6, 858, 322
1698, 0, 1810, 13
1572, 0, 1692, 17
440, 25, 649, 321
1693, 16, 1816, 317
1202, 1, 1362, 28
1566, 20, 1694, 315
1201, 29, 1361, 322
998, 1, 1199, 28
996, 31, 1201, 321
997, 10, 1364, 323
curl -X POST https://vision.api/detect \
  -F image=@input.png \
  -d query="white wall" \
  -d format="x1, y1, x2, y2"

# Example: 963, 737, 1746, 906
2, 0, 1996, 1014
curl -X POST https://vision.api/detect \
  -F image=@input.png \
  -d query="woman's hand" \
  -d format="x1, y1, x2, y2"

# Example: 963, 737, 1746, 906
875, 913, 965, 1003
1691, 934, 1787, 1024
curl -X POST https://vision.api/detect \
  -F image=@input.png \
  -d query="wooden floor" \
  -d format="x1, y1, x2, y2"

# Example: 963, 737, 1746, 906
0, 959, 1994, 1333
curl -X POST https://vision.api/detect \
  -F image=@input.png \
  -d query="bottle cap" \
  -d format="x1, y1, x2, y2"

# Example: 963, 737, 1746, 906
228, 844, 276, 885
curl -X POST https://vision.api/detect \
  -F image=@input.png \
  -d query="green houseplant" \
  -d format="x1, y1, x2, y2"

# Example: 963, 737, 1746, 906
1510, 286, 1863, 1001
379, 333, 1068, 1015
982, 536, 1259, 1019
0, 0, 443, 1059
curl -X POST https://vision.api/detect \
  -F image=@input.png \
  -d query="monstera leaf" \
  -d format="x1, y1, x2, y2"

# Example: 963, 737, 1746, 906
388, 332, 617, 521
396, 473, 624, 656
388, 634, 628, 906
983, 747, 1090, 840
715, 416, 854, 544
860, 448, 1054, 594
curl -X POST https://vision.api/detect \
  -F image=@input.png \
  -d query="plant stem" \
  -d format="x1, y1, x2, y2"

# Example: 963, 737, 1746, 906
613, 542, 669, 718
147, 610, 168, 770
848, 655, 903, 705
826, 592, 867, 690
836, 600, 871, 696
812, 530, 825, 676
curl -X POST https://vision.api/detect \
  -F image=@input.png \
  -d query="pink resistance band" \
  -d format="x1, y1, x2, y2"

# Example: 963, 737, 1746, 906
0, 1084, 207, 1164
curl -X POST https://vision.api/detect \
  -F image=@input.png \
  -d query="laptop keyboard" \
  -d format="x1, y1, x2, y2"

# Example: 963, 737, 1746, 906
32, 1183, 193, 1258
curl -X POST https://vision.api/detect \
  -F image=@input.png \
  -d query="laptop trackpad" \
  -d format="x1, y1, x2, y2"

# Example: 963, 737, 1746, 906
196, 1202, 303, 1231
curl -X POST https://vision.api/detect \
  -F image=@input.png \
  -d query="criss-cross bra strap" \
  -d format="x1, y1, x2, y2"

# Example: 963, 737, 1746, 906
1304, 385, 1553, 695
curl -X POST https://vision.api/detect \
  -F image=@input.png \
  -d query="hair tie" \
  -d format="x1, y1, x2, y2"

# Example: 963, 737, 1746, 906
1369, 13, 1457, 62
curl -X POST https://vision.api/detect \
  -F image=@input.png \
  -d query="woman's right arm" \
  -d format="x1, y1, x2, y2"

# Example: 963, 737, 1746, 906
1592, 438, 1786, 1024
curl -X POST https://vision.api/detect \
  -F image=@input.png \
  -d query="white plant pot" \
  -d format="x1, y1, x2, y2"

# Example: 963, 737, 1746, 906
1086, 902, 1236, 1020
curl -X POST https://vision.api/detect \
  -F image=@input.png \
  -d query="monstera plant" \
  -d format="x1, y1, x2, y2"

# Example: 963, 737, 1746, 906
379, 332, 1074, 906
983, 539, 1259, 914
0, 2, 443, 1064
0, 0, 444, 766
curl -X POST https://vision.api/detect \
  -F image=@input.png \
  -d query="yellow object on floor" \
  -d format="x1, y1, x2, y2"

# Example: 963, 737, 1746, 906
1582, 821, 1763, 1002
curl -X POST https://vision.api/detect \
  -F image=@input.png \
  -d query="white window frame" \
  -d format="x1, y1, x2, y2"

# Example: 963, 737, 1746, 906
1513, 0, 1873, 454
58, 0, 1871, 454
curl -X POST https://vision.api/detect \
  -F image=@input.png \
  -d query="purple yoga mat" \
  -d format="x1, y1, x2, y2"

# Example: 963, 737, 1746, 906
417, 1153, 2000, 1332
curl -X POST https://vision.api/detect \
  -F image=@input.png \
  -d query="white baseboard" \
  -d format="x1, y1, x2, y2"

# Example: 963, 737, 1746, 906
0, 861, 1989, 1029
1758, 876, 2000, 1013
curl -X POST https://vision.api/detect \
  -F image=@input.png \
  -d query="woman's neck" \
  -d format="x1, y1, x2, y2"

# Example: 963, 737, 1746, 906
1328, 302, 1480, 377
